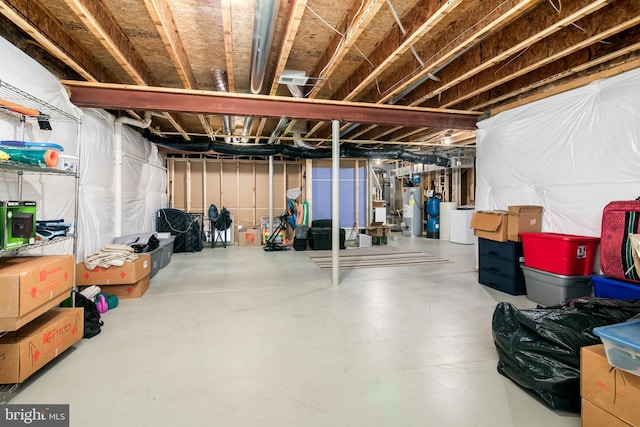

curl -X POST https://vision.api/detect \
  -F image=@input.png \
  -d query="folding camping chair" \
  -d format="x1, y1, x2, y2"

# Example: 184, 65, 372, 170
212, 207, 232, 248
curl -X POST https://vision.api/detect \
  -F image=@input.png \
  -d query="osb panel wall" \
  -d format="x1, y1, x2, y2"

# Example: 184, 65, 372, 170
169, 158, 304, 229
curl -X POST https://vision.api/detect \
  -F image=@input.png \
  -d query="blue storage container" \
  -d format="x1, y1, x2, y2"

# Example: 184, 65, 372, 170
593, 320, 640, 376
591, 275, 640, 300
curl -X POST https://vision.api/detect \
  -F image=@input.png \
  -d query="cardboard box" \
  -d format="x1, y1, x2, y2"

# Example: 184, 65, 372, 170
0, 307, 83, 384
366, 221, 391, 237
470, 211, 508, 242
239, 229, 260, 246
81, 275, 150, 299
581, 344, 640, 426
507, 205, 543, 242
0, 255, 74, 331
582, 399, 633, 427
76, 253, 150, 285
373, 200, 386, 208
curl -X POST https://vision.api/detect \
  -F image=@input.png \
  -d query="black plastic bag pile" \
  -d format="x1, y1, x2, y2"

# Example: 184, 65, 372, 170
492, 298, 640, 412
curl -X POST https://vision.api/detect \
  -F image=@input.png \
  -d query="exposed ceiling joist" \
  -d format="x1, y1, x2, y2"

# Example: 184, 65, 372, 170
0, 0, 113, 82
269, 0, 308, 96
220, 0, 235, 92
1, 0, 636, 153
306, 0, 385, 98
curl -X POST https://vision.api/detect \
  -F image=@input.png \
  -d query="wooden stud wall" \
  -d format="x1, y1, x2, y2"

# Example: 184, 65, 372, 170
168, 158, 304, 229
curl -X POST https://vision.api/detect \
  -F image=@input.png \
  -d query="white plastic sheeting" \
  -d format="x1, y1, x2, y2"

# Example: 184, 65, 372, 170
476, 67, 640, 238
0, 36, 166, 261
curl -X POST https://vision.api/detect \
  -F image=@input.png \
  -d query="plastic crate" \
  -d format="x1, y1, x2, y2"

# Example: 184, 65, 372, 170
591, 274, 640, 300
593, 320, 640, 377
521, 265, 592, 306
520, 232, 600, 275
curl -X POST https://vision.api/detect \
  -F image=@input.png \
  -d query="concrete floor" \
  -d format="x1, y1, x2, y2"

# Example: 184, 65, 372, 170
8, 234, 581, 427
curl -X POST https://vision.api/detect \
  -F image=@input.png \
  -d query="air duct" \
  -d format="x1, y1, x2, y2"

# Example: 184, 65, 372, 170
141, 130, 451, 167
249, 0, 280, 95
211, 68, 232, 143
241, 0, 281, 142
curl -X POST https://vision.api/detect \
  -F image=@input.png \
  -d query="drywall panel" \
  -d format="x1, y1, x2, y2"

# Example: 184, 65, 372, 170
255, 163, 270, 207
205, 161, 222, 214
171, 160, 187, 210
222, 162, 238, 209
272, 163, 286, 213
238, 162, 255, 229
189, 160, 205, 213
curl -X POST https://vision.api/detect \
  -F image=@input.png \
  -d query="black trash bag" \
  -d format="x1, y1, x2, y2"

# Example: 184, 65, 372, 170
492, 297, 640, 412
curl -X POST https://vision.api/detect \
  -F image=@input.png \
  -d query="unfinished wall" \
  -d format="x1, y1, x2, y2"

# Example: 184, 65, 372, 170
168, 158, 304, 229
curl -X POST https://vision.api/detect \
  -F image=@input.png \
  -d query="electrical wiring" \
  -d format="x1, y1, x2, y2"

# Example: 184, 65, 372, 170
379, 0, 513, 99
304, 3, 384, 96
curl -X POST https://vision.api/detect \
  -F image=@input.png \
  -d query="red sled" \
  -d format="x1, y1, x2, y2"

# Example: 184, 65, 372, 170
600, 199, 640, 282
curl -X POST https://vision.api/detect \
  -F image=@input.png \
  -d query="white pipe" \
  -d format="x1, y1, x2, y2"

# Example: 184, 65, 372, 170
122, 152, 168, 171
114, 112, 152, 237
332, 120, 340, 287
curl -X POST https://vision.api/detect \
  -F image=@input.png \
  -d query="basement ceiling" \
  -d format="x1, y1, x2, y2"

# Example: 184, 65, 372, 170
0, 0, 638, 158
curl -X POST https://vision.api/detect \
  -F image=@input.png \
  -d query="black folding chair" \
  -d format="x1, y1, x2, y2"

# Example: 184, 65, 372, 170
212, 207, 232, 248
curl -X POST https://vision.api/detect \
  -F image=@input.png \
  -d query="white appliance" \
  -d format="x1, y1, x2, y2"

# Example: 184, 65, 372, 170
449, 209, 475, 244
401, 187, 422, 237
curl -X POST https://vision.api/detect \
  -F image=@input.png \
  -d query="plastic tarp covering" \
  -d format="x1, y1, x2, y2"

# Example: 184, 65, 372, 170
492, 298, 640, 412
0, 36, 166, 261
476, 67, 640, 240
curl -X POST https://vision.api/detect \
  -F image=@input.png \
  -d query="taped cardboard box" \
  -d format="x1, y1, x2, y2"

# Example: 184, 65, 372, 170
581, 344, 640, 426
0, 307, 83, 384
507, 205, 543, 242
0, 255, 74, 331
470, 211, 508, 242
81, 275, 150, 299
75, 253, 150, 285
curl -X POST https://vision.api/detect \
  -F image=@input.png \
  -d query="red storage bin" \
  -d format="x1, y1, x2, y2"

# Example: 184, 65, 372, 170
520, 232, 600, 276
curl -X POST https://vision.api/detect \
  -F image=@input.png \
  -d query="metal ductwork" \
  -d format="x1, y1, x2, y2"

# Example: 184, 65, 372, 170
211, 68, 232, 143
240, 0, 280, 142
250, 0, 280, 95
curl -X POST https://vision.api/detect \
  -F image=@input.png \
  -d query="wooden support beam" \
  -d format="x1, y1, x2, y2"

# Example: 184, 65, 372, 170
0, 0, 115, 82
334, 0, 465, 101
370, 0, 540, 104
406, 0, 616, 108
426, 0, 640, 110
220, 0, 235, 92
144, 0, 196, 89
307, 0, 386, 99
144, 0, 212, 139
63, 0, 154, 85
269, 0, 308, 96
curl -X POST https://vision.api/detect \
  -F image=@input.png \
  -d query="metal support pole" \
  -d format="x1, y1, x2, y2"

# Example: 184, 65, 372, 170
332, 120, 340, 286
269, 155, 274, 237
